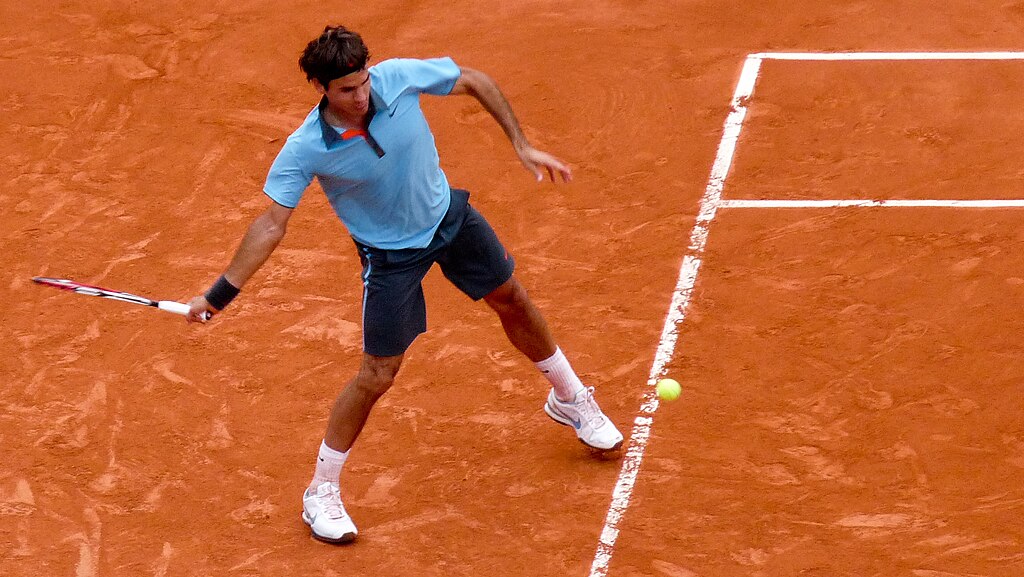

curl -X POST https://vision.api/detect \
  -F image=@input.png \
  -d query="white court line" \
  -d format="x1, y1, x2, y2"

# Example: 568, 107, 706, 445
756, 51, 1024, 60
721, 199, 1024, 208
588, 50, 1024, 577
586, 55, 763, 577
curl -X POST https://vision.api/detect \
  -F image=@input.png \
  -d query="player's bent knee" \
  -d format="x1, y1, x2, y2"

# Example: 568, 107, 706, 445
354, 377, 393, 398
354, 354, 403, 397
352, 370, 395, 398
484, 278, 530, 312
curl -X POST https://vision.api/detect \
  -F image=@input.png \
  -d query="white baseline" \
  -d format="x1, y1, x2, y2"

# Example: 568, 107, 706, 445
756, 51, 1024, 60
721, 199, 1024, 208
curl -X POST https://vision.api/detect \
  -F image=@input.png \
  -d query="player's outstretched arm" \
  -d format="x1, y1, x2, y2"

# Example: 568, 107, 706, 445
186, 200, 294, 322
450, 66, 572, 183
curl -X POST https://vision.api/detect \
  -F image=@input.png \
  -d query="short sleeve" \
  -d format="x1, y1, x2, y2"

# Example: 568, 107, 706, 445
376, 57, 462, 98
263, 141, 312, 208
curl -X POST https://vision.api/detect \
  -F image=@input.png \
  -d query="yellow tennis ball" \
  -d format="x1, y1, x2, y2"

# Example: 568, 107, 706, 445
656, 378, 681, 401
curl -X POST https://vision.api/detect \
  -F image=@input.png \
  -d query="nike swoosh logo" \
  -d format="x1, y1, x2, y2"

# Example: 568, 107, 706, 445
551, 404, 583, 429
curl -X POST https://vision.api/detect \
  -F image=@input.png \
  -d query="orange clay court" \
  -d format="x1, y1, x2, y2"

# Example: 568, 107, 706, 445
3, 2, 1024, 576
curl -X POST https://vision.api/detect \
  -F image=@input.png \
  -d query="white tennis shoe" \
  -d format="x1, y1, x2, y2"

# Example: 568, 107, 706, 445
544, 386, 624, 451
302, 482, 358, 544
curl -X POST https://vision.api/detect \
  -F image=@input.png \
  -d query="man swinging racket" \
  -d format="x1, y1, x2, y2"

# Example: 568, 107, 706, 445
186, 25, 623, 544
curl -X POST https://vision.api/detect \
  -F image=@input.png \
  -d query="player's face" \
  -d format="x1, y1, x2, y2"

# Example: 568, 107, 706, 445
321, 69, 371, 120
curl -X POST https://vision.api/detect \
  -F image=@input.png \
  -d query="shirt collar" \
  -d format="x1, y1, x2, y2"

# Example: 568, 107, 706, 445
317, 88, 388, 147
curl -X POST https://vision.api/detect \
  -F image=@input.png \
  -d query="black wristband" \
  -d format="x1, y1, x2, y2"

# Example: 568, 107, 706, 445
205, 275, 240, 311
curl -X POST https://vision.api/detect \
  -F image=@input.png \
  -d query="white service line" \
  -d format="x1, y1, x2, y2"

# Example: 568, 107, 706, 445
720, 199, 1024, 208
586, 55, 762, 577
755, 51, 1024, 61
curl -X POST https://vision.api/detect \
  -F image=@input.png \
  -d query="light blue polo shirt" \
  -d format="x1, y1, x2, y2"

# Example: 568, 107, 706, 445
264, 57, 462, 249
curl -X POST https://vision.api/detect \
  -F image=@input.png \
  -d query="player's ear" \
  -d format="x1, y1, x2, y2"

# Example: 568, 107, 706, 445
311, 78, 327, 95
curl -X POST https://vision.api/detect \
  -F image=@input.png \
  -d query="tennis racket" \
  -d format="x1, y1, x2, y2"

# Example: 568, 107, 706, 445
32, 276, 200, 317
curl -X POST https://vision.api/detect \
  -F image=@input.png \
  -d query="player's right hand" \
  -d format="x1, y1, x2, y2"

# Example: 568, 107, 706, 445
186, 296, 216, 323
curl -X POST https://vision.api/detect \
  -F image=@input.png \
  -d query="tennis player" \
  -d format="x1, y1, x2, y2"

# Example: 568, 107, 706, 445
186, 25, 623, 544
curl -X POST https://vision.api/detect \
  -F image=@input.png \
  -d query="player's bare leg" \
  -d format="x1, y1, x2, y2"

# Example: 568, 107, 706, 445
483, 276, 556, 362
302, 353, 403, 544
484, 276, 623, 450
326, 353, 405, 451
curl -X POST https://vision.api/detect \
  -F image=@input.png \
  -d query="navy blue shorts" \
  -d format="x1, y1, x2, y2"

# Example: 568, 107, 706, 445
353, 189, 515, 357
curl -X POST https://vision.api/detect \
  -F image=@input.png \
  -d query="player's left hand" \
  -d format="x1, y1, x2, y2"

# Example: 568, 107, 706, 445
517, 145, 572, 183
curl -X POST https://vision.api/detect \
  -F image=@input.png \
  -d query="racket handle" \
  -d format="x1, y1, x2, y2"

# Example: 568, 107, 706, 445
158, 301, 192, 316
158, 301, 212, 320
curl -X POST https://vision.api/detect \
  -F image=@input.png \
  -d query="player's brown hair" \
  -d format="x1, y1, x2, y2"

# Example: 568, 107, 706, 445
298, 25, 371, 88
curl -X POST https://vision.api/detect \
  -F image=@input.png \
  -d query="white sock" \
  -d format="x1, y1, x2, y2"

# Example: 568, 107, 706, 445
535, 347, 586, 402
308, 440, 349, 494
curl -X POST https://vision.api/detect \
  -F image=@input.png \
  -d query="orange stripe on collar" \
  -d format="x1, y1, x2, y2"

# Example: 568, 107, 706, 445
340, 129, 369, 140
